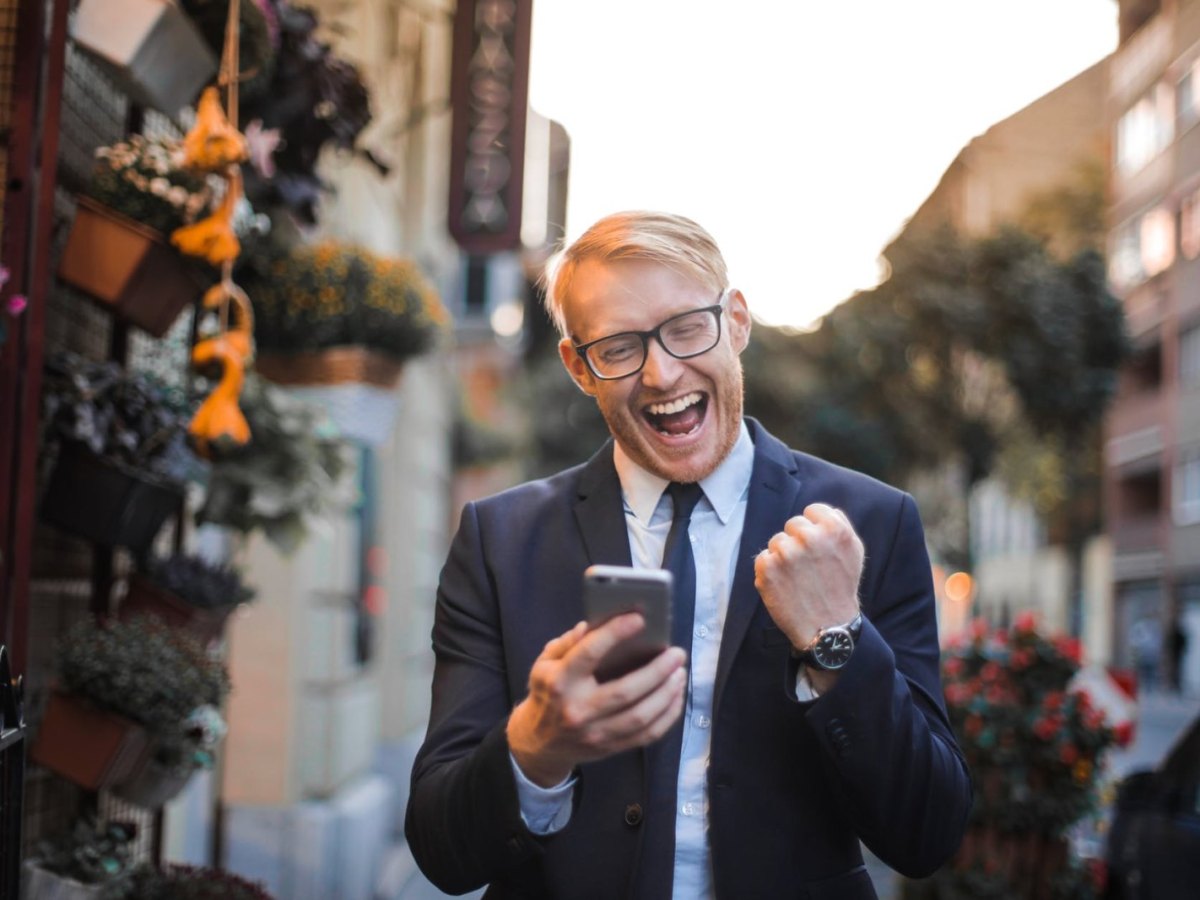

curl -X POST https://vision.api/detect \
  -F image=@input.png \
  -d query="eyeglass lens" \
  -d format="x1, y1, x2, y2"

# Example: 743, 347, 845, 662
588, 308, 721, 378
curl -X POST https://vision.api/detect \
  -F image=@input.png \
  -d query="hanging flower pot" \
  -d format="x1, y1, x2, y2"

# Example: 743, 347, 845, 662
29, 692, 152, 791
69, 0, 216, 114
120, 569, 245, 645
111, 754, 194, 808
40, 442, 184, 554
57, 198, 208, 337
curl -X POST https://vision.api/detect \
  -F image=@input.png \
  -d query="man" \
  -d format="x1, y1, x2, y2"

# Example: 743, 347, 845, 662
406, 212, 972, 899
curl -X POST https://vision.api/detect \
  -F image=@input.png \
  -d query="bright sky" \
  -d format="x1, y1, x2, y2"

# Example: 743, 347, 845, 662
527, 1, 1119, 328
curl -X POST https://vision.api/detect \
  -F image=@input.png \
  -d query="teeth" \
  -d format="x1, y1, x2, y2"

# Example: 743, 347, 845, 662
646, 392, 702, 416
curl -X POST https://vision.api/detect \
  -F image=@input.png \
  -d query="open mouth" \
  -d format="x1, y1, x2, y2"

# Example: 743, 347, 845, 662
643, 391, 708, 437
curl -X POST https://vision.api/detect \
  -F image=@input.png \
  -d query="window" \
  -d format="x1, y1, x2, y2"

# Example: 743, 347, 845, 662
1117, 82, 1175, 175
1179, 60, 1200, 129
1175, 452, 1200, 525
1110, 205, 1176, 289
1181, 186, 1200, 259
1181, 324, 1200, 389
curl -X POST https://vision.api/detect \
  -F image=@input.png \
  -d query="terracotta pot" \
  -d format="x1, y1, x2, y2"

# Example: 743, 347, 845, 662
39, 443, 183, 554
111, 755, 193, 808
255, 347, 405, 388
120, 574, 235, 645
57, 198, 207, 337
29, 692, 151, 790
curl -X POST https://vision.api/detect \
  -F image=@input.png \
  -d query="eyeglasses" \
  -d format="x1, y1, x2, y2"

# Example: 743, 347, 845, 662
573, 291, 728, 380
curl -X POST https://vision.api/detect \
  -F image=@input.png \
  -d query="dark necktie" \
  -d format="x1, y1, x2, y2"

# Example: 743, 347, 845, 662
663, 482, 704, 651
635, 481, 703, 900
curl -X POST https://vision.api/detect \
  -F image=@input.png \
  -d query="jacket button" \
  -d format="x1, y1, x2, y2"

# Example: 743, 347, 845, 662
623, 803, 644, 826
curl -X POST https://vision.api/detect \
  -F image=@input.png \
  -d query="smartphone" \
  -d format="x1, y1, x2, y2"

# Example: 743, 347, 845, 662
582, 564, 673, 682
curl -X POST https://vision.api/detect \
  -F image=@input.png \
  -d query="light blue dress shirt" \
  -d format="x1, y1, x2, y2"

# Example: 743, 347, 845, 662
512, 421, 755, 900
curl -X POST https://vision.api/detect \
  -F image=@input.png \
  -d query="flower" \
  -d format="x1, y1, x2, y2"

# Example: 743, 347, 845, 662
84, 134, 213, 235
241, 239, 447, 364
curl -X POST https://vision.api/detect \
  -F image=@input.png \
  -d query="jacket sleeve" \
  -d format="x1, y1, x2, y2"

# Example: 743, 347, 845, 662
403, 502, 546, 894
801, 492, 973, 877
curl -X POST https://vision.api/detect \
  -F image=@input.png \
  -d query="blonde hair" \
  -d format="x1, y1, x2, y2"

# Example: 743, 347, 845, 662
542, 211, 729, 337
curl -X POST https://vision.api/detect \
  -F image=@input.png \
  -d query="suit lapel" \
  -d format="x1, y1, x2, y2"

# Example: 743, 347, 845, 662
713, 421, 802, 721
572, 440, 633, 568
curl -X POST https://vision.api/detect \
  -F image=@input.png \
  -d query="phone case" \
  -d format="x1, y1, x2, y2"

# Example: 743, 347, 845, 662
582, 565, 673, 682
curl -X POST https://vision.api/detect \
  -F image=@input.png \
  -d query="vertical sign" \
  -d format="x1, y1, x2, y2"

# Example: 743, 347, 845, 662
447, 0, 533, 254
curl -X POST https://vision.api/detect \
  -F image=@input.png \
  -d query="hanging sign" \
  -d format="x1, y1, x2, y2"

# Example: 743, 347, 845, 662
447, 0, 533, 254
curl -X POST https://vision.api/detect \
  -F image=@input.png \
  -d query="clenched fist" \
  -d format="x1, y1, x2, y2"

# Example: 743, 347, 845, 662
754, 503, 864, 654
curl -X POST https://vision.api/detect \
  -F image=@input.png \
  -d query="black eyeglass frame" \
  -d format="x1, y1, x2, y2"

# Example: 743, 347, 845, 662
572, 291, 730, 381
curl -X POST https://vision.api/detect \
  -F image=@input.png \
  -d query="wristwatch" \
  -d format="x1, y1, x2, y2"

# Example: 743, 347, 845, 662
793, 613, 863, 671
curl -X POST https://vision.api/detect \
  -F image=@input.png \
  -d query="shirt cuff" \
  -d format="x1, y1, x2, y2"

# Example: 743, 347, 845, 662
509, 753, 577, 835
794, 666, 821, 702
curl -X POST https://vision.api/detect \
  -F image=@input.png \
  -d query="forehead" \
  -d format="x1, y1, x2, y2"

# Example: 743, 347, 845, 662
563, 258, 714, 341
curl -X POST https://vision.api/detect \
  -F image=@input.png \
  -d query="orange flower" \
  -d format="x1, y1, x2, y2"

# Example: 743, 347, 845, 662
182, 87, 248, 172
171, 176, 241, 266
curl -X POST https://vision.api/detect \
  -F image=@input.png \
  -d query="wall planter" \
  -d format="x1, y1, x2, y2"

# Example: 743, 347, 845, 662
70, 0, 216, 114
40, 442, 183, 554
111, 755, 193, 808
20, 861, 107, 900
256, 348, 404, 446
57, 198, 207, 337
120, 574, 235, 645
255, 347, 404, 388
29, 692, 151, 791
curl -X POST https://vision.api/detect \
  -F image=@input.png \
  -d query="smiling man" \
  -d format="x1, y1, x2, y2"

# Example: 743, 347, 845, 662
405, 211, 971, 900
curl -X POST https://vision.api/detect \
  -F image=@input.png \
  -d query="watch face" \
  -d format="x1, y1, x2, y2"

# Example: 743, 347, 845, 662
813, 627, 854, 669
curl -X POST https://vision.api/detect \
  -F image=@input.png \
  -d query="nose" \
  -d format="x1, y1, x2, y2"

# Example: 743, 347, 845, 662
640, 337, 685, 389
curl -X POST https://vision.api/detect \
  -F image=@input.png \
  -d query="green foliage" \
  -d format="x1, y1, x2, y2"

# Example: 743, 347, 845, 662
242, 240, 447, 364
41, 352, 196, 481
118, 864, 275, 899
943, 614, 1113, 834
195, 373, 356, 553
180, 0, 276, 103
83, 135, 212, 235
1017, 158, 1109, 261
144, 552, 256, 608
32, 818, 137, 886
56, 616, 229, 768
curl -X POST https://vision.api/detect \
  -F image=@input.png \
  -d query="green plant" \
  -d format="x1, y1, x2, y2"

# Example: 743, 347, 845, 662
143, 552, 256, 609
56, 616, 230, 769
195, 372, 356, 553
31, 818, 137, 886
242, 240, 446, 363
83, 134, 213, 235
119, 864, 275, 899
41, 352, 197, 481
926, 612, 1115, 899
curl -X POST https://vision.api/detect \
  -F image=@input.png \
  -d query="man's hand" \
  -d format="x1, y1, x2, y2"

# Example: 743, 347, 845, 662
754, 503, 864, 656
507, 614, 688, 787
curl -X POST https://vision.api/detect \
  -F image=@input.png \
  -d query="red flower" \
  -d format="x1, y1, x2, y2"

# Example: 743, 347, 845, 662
1060, 743, 1080, 765
980, 662, 1002, 683
1055, 636, 1083, 663
969, 618, 989, 641
1014, 610, 1038, 633
1042, 691, 1065, 712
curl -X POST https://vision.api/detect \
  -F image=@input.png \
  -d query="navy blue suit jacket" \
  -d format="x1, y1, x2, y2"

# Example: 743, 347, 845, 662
406, 420, 971, 899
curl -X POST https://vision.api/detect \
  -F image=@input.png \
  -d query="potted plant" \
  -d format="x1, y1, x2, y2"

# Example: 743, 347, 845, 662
30, 616, 229, 807
22, 819, 136, 900
121, 863, 276, 899
246, 239, 446, 383
38, 353, 196, 554
69, 0, 216, 114
122, 552, 256, 644
905, 614, 1116, 900
195, 372, 356, 554
57, 134, 215, 336
237, 0, 376, 224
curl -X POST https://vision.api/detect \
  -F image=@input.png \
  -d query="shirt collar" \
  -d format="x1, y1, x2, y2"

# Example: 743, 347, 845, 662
613, 420, 754, 526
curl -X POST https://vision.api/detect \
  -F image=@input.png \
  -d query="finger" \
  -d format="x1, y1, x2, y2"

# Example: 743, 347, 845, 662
593, 667, 687, 746
766, 531, 796, 559
783, 514, 819, 541
540, 621, 589, 661
592, 644, 687, 714
565, 612, 646, 678
804, 503, 853, 533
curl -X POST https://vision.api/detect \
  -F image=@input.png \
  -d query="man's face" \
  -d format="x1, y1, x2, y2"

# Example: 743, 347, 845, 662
558, 258, 752, 484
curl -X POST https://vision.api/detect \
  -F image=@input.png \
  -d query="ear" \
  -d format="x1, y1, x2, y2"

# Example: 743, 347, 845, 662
559, 337, 598, 396
726, 289, 752, 354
